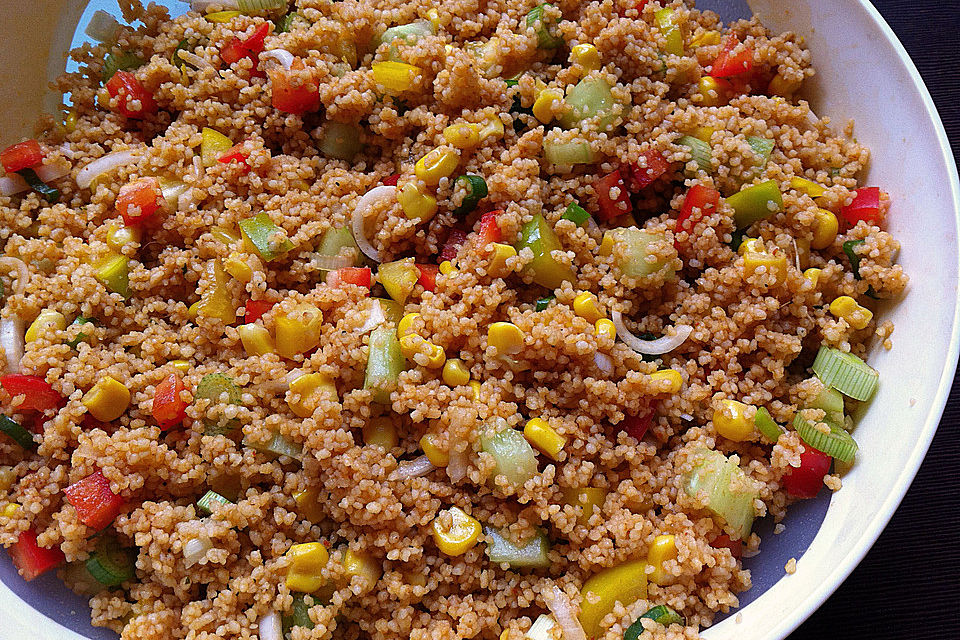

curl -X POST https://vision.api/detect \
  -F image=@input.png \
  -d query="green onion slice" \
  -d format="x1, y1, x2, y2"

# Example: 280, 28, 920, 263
683, 449, 757, 540
196, 373, 242, 435
172, 39, 190, 70
0, 415, 36, 450
543, 140, 598, 165
793, 412, 858, 462
236, 0, 288, 14
534, 296, 554, 311
526, 3, 563, 49
746, 136, 774, 167
452, 175, 488, 217
15, 168, 60, 203
85, 538, 136, 586
101, 51, 145, 82
678, 135, 712, 173
843, 239, 864, 280
561, 202, 590, 226
276, 11, 302, 33
728, 179, 783, 229
245, 431, 303, 460
624, 605, 685, 640
319, 122, 363, 162
67, 316, 95, 349
197, 489, 232, 515
753, 407, 784, 443
811, 346, 878, 401
282, 594, 316, 632
483, 525, 551, 568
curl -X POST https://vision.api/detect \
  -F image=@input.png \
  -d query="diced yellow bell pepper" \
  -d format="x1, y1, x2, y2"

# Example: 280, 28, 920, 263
2, 503, 20, 518
95, 253, 131, 298
579, 559, 648, 638
431, 506, 481, 556
82, 375, 131, 422
201, 127, 233, 167
523, 418, 566, 461
572, 292, 603, 323
647, 534, 678, 585
379, 258, 419, 304
790, 177, 826, 198
737, 237, 764, 256
469, 380, 481, 400
561, 487, 607, 526
204, 10, 241, 22
211, 226, 240, 245
691, 30, 722, 47
570, 43, 601, 71
414, 148, 459, 186
697, 76, 725, 107
169, 360, 190, 374
372, 61, 421, 93
224, 252, 253, 283
237, 323, 275, 356
294, 488, 324, 524
743, 251, 788, 285
196, 261, 236, 325
106, 222, 141, 253
287, 373, 338, 418
342, 549, 381, 593
713, 399, 754, 442
285, 542, 330, 593
649, 369, 682, 394
443, 123, 481, 149
363, 416, 398, 449
25, 310, 66, 344
829, 296, 873, 330
397, 181, 439, 221
768, 72, 802, 96
275, 303, 324, 359
487, 322, 524, 356
811, 209, 839, 250
693, 126, 716, 143
441, 358, 470, 387
594, 318, 616, 341
426, 8, 441, 30
488, 243, 517, 277
420, 432, 449, 466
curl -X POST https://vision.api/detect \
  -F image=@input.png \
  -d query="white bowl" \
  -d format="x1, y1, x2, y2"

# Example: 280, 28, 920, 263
0, 1, 957, 639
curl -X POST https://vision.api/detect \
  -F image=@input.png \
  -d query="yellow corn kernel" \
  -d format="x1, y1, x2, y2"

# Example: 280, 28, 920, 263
523, 418, 567, 461
64, 109, 78, 134
478, 113, 505, 141
82, 376, 131, 422
713, 399, 754, 442
420, 432, 449, 467
829, 296, 873, 330
285, 542, 330, 593
697, 76, 724, 107
342, 549, 381, 593
650, 369, 682, 394
570, 43, 601, 71
1, 503, 20, 518
743, 251, 788, 285
404, 570, 427, 587
0, 466, 16, 492
439, 260, 457, 276
169, 359, 190, 374
371, 61, 421, 94
811, 208, 839, 250
595, 318, 616, 341
442, 358, 470, 387
431, 506, 481, 556
598, 231, 614, 257
768, 72, 802, 96
287, 373, 338, 418
399, 333, 424, 360
737, 237, 764, 256
443, 123, 481, 149
691, 30, 722, 47
532, 88, 563, 124
397, 181, 439, 221
693, 126, 716, 143
237, 323, 275, 356
106, 222, 141, 252
426, 8, 441, 30
647, 534, 678, 585
25, 310, 66, 344
275, 303, 324, 359
397, 313, 421, 338
363, 416, 398, 449
469, 380, 481, 400
400, 335, 445, 368
488, 243, 517, 277
415, 149, 459, 186
573, 292, 603, 323
224, 252, 253, 283
561, 487, 608, 526
187, 301, 200, 320
803, 267, 822, 287
487, 322, 524, 356
790, 177, 826, 199
205, 10, 241, 22
197, 261, 236, 325
294, 488, 324, 524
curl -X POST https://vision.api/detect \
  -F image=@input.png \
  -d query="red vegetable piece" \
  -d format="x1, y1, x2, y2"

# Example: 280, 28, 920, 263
595, 170, 632, 222
1, 140, 44, 174
153, 373, 188, 431
710, 533, 743, 559
0, 374, 64, 412
711, 34, 754, 78
244, 299, 274, 324
478, 210, 502, 246
221, 22, 271, 75
268, 58, 320, 115
218, 143, 250, 171
382, 174, 400, 187
627, 150, 670, 192
783, 444, 832, 499
416, 264, 439, 292
336, 266, 372, 288
105, 71, 157, 119
63, 470, 126, 530
620, 406, 655, 441
8, 528, 64, 581
440, 229, 467, 262
840, 187, 882, 226
674, 184, 721, 248
116, 177, 162, 226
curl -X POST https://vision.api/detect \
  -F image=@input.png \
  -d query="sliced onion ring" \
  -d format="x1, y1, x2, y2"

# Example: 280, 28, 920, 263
76, 149, 141, 189
0, 317, 25, 375
357, 299, 386, 333
351, 185, 396, 263
0, 258, 30, 296
257, 611, 282, 640
611, 310, 692, 356
542, 584, 588, 640
392, 455, 435, 480
260, 49, 294, 70
311, 253, 354, 271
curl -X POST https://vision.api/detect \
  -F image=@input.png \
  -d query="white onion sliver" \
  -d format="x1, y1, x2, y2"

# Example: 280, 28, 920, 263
0, 164, 71, 197
76, 149, 140, 189
351, 185, 396, 263
176, 50, 215, 70
183, 536, 213, 567
0, 317, 24, 375
542, 584, 588, 640
357, 300, 386, 333
258, 611, 282, 640
311, 253, 354, 271
593, 352, 614, 375
446, 444, 467, 483
611, 310, 692, 356
84, 10, 122, 44
260, 49, 294, 70
0, 258, 30, 296
392, 455, 435, 480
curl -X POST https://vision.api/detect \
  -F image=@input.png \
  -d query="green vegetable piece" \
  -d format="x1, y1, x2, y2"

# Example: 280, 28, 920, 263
85, 537, 136, 587
236, 0, 288, 14
282, 594, 317, 632
364, 326, 404, 403
516, 214, 575, 289
793, 412, 858, 462
534, 296, 555, 311
378, 258, 419, 305
525, 3, 563, 49
239, 213, 294, 262
375, 298, 403, 325
505, 75, 520, 88
16, 168, 60, 203
746, 136, 774, 167
543, 140, 598, 165
843, 239, 865, 280
683, 449, 757, 540
67, 316, 95, 349
101, 51, 145, 82
654, 8, 684, 56
624, 605, 685, 640
95, 254, 130, 299
197, 489, 232, 515
480, 427, 539, 487
244, 431, 303, 459
677, 135, 712, 173
276, 11, 303, 33
753, 407, 784, 444
559, 77, 624, 131
452, 175, 488, 217
728, 179, 784, 229
562, 202, 590, 226
61, 561, 104, 596
483, 525, 551, 568
172, 39, 190, 70
811, 346, 878, 401
319, 122, 363, 161
317, 226, 361, 266
196, 373, 241, 435
808, 380, 845, 423
604, 228, 675, 278
379, 20, 435, 47
0, 415, 36, 450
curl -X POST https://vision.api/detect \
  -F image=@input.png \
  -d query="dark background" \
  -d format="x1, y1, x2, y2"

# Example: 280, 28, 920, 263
791, 1, 960, 636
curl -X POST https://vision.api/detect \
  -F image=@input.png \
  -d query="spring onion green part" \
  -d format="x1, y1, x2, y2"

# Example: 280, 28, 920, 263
480, 426, 539, 487
15, 168, 60, 203
809, 381, 845, 422
85, 10, 123, 44
197, 489, 232, 515
843, 239, 864, 279
67, 316, 95, 349
558, 77, 623, 131
101, 51, 145, 82
526, 3, 563, 49
728, 179, 784, 228
276, 11, 302, 33
534, 296, 554, 311
524, 615, 557, 640
364, 326, 404, 403
236, 0, 288, 14
0, 415, 36, 450
245, 431, 303, 459
379, 20, 435, 47
318, 122, 363, 161
543, 140, 598, 165
678, 135, 712, 173
746, 136, 774, 166
793, 412, 858, 462
683, 449, 757, 540
753, 407, 784, 443
505, 75, 520, 88
452, 175, 488, 216
196, 373, 242, 435
483, 525, 551, 568
317, 226, 361, 267
811, 346, 879, 401
282, 594, 316, 631
624, 605, 685, 640
654, 8, 684, 56
562, 202, 591, 226
85, 538, 136, 586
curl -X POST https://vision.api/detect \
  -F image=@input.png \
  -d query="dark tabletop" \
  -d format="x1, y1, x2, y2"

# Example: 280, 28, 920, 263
790, 1, 960, 637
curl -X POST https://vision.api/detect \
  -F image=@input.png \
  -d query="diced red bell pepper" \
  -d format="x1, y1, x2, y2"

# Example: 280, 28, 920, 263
220, 22, 271, 75
244, 299, 274, 324
8, 528, 64, 581
63, 470, 126, 530
105, 71, 158, 120
335, 266, 372, 288
477, 210, 502, 246
382, 174, 400, 186
710, 533, 743, 559
840, 187, 882, 226
711, 34, 754, 78
620, 405, 655, 440
116, 177, 162, 226
153, 373, 187, 431
416, 264, 439, 292
674, 183, 721, 248
0, 374, 64, 412
267, 58, 320, 115
218, 143, 250, 169
627, 150, 670, 192
1, 140, 44, 174
440, 229, 467, 262
783, 444, 832, 499
595, 170, 632, 222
